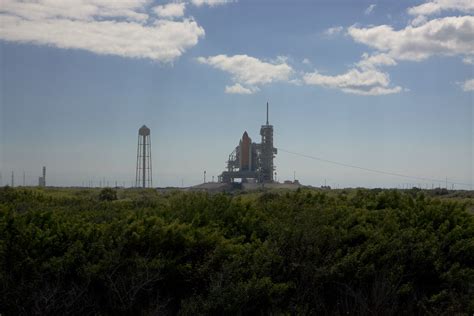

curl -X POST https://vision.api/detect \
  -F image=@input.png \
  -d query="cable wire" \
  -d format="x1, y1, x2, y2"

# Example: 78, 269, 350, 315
277, 147, 472, 188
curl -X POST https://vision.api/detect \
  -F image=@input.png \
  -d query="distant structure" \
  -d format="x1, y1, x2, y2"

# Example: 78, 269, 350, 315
135, 125, 153, 188
38, 166, 46, 187
219, 102, 277, 183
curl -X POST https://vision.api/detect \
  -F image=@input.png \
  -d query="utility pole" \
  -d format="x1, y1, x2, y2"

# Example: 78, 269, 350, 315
23, 172, 25, 186
204, 170, 206, 183
11, 171, 14, 187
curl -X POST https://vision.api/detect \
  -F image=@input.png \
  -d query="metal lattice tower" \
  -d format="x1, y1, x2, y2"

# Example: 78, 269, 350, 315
259, 102, 277, 182
135, 125, 152, 188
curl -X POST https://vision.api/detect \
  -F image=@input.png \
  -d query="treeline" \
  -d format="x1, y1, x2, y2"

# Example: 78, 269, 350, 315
0, 187, 473, 315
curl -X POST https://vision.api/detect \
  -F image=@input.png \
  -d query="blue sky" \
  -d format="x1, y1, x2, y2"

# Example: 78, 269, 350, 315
0, 0, 472, 188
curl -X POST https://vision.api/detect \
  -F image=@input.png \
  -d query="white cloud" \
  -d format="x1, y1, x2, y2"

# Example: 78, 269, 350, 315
302, 58, 311, 65
324, 26, 344, 36
463, 56, 474, 64
225, 83, 259, 94
198, 52, 401, 96
0, 0, 149, 22
303, 53, 401, 96
365, 4, 376, 15
410, 15, 428, 26
347, 8, 474, 94
462, 78, 474, 91
0, 0, 205, 62
407, 0, 474, 28
348, 16, 474, 61
408, 0, 474, 16
197, 54, 294, 93
153, 3, 186, 18
303, 67, 402, 96
191, 0, 231, 7
356, 53, 397, 70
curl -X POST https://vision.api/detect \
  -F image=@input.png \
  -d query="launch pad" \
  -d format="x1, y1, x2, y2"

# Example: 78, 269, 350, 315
219, 103, 277, 184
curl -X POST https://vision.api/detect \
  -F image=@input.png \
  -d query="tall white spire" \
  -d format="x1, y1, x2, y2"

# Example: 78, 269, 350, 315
266, 101, 269, 125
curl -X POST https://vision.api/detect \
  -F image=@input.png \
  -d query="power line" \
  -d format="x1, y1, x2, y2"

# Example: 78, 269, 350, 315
277, 147, 472, 188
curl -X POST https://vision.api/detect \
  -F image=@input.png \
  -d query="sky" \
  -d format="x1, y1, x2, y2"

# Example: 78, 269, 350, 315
0, 0, 473, 189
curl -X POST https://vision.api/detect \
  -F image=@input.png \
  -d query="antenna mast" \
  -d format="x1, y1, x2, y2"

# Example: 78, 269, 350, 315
266, 101, 269, 125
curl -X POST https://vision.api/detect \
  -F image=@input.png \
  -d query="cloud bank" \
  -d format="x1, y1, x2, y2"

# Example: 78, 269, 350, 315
408, 0, 474, 16
153, 3, 186, 18
462, 78, 474, 91
198, 52, 403, 96
345, 10, 473, 94
191, 0, 232, 7
0, 0, 205, 62
348, 16, 474, 61
197, 54, 294, 94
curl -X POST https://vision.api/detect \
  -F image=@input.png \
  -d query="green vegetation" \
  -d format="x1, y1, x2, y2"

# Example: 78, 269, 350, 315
98, 187, 118, 201
1, 186, 473, 315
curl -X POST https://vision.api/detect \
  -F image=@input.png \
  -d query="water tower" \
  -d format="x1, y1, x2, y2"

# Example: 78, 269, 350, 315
135, 125, 152, 188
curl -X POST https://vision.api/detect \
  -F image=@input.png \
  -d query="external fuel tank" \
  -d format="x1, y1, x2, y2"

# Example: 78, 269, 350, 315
239, 131, 252, 171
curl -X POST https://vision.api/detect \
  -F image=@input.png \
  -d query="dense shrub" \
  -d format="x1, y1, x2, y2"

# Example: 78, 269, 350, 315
0, 187, 473, 315
99, 188, 118, 201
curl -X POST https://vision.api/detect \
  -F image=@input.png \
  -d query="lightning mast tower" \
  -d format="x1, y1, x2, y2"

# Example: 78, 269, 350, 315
135, 125, 152, 188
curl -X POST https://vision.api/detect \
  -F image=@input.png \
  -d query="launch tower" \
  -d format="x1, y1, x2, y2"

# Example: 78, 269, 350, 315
219, 102, 277, 183
259, 102, 276, 182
